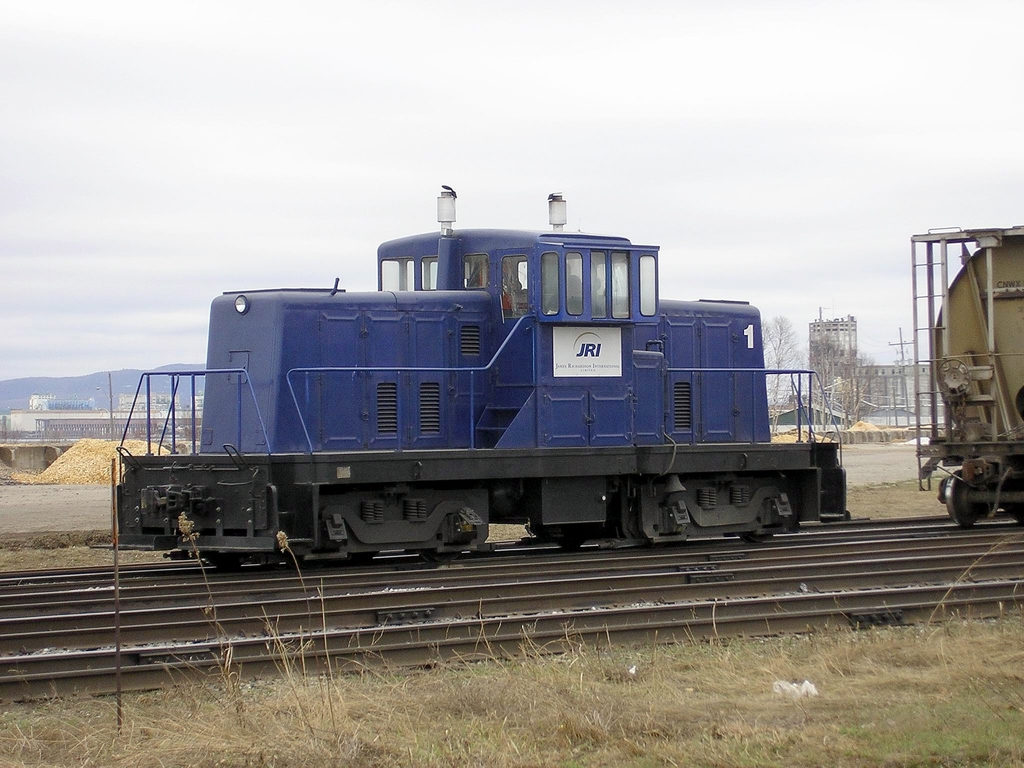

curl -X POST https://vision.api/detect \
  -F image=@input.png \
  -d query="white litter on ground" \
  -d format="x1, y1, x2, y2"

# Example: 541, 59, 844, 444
772, 680, 819, 698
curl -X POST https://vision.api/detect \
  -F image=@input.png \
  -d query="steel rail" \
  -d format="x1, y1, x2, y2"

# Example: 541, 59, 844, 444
2, 526, 1022, 621
0, 514, 1012, 598
2, 577, 1021, 701
2, 541, 1024, 655
0, 532, 1019, 651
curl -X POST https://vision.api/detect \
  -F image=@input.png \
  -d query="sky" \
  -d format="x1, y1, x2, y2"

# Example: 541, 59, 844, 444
2, 0, 1023, 380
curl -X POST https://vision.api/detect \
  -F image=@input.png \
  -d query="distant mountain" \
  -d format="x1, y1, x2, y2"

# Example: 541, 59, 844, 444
0, 365, 205, 412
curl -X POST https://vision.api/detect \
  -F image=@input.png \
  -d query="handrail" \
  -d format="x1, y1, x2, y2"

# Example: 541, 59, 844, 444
120, 369, 272, 456
664, 366, 843, 451
285, 315, 534, 453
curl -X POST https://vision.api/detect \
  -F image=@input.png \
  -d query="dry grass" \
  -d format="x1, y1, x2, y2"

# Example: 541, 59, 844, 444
0, 479, 1019, 765
1, 617, 1022, 766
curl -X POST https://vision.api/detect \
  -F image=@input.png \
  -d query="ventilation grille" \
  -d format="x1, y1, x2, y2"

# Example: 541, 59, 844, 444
376, 382, 398, 434
419, 382, 441, 434
460, 325, 481, 356
673, 381, 692, 431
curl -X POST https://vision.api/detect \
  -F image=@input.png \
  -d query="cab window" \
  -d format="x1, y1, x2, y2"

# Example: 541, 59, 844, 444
501, 255, 529, 319
541, 251, 559, 315
421, 256, 438, 290
381, 258, 414, 291
566, 252, 583, 315
639, 254, 656, 316
590, 251, 607, 318
611, 251, 630, 318
464, 253, 488, 288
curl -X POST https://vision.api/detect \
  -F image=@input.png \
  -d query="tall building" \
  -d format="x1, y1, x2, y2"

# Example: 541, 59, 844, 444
808, 313, 857, 373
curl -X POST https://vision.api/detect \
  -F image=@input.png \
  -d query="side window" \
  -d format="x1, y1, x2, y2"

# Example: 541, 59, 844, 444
541, 251, 559, 315
611, 251, 630, 318
639, 254, 656, 316
463, 253, 489, 288
566, 252, 583, 315
501, 255, 529, 319
381, 258, 414, 291
421, 256, 438, 290
590, 251, 607, 319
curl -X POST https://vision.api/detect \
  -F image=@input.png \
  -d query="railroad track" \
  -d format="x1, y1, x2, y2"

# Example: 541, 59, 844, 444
2, 517, 1023, 700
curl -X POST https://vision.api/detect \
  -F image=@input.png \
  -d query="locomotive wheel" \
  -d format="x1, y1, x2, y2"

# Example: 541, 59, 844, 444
740, 531, 773, 544
944, 476, 985, 529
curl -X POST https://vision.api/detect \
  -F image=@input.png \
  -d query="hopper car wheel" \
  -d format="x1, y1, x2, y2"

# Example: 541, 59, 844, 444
945, 476, 984, 529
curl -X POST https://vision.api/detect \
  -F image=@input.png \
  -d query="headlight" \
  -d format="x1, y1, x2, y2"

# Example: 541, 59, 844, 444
234, 295, 250, 314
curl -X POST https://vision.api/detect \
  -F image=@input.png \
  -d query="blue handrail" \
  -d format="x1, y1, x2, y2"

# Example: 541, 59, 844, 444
120, 369, 273, 456
285, 315, 534, 453
664, 366, 842, 450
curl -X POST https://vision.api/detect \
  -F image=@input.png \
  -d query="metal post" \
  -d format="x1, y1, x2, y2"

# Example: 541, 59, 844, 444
986, 245, 996, 440
796, 374, 803, 442
170, 375, 178, 454
237, 375, 243, 451
111, 458, 122, 733
925, 242, 939, 440
190, 375, 198, 454
108, 372, 115, 441
145, 376, 152, 454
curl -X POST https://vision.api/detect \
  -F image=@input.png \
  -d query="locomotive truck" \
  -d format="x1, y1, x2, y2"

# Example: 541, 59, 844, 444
117, 191, 846, 566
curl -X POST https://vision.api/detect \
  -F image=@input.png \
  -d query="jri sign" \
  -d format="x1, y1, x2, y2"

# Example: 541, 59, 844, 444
552, 326, 622, 378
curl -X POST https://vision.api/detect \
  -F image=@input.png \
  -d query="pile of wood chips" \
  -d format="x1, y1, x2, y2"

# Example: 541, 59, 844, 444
848, 420, 882, 432
12, 439, 166, 485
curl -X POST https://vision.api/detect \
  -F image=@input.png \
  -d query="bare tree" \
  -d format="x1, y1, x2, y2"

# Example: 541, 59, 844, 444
762, 316, 803, 431
808, 333, 875, 427
763, 316, 801, 372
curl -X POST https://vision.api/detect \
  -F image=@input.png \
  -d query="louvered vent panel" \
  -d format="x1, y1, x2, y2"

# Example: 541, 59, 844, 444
460, 325, 481, 356
673, 381, 692, 431
376, 382, 398, 434
419, 382, 441, 434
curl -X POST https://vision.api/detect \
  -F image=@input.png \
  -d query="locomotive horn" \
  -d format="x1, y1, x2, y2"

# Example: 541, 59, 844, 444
438, 186, 457, 235
548, 193, 566, 231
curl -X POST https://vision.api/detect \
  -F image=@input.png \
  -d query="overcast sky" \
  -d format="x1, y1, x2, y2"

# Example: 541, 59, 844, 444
2, 0, 1022, 380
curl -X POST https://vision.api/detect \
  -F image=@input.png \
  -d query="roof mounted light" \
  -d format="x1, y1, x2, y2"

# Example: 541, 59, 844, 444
234, 295, 250, 314
548, 193, 566, 231
438, 185, 457, 235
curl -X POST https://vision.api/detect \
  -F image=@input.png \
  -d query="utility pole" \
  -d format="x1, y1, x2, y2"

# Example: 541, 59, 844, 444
108, 372, 115, 440
889, 329, 911, 428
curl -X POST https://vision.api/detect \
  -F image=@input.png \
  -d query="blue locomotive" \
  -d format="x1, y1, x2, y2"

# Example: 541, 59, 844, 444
117, 190, 846, 566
